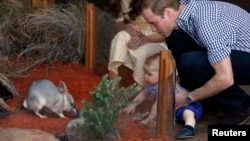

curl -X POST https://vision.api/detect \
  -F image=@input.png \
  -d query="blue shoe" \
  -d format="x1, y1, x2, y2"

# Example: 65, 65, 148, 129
175, 127, 194, 139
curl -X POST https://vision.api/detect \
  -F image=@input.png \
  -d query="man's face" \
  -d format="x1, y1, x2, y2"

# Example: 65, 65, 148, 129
142, 8, 175, 37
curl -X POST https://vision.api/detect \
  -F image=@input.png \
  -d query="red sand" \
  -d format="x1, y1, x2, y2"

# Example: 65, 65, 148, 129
0, 59, 170, 141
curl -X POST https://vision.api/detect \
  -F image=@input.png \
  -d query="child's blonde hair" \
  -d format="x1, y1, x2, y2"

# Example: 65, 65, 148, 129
144, 53, 160, 66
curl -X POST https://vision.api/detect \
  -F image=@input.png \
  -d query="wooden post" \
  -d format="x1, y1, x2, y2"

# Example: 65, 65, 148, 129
85, 3, 97, 69
32, 0, 55, 8
157, 51, 176, 139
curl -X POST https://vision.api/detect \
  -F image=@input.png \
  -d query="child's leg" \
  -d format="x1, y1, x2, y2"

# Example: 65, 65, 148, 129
182, 109, 196, 127
175, 109, 197, 139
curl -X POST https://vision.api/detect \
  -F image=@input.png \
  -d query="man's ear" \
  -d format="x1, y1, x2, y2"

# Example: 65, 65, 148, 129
163, 8, 174, 19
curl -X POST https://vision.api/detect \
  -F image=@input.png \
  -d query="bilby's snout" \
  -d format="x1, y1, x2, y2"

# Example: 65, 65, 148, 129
67, 103, 78, 117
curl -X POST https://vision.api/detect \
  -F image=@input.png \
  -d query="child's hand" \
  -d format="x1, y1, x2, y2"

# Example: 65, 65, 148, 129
140, 118, 150, 125
122, 104, 136, 115
140, 118, 156, 128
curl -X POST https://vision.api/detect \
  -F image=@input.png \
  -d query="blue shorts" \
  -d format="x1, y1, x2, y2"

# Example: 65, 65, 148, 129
175, 101, 202, 122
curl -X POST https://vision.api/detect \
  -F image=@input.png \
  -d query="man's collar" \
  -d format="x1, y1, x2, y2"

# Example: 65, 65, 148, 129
178, 0, 196, 22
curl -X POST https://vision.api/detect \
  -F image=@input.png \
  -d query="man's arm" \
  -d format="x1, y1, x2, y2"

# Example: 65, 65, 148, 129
191, 56, 234, 101
175, 57, 234, 109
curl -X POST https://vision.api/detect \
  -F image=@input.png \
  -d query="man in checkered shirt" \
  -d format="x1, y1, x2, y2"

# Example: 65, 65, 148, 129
141, 0, 250, 126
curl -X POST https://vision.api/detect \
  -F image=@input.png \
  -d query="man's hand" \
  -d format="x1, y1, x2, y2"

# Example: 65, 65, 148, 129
175, 84, 189, 109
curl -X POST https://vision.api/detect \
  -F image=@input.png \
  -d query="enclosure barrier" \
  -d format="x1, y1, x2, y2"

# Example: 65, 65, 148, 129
85, 3, 97, 69
84, 3, 177, 138
32, 1, 96, 68
157, 51, 176, 138
30, 1, 176, 138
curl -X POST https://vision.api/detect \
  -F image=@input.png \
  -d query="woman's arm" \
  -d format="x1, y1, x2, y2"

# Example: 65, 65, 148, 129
147, 33, 165, 43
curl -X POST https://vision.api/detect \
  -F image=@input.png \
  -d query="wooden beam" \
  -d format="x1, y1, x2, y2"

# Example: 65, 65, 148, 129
85, 3, 97, 69
157, 51, 176, 138
32, 0, 55, 8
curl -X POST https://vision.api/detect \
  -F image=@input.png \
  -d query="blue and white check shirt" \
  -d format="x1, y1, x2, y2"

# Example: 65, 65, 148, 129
180, 0, 191, 4
177, 0, 250, 65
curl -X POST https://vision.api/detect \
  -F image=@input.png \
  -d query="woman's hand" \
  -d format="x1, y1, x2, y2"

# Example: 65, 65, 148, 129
125, 24, 142, 37
127, 34, 152, 49
125, 24, 154, 49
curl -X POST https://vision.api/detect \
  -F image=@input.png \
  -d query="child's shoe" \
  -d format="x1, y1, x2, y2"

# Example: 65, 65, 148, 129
175, 126, 194, 139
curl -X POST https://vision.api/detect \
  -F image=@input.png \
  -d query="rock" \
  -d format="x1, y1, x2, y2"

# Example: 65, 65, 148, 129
0, 128, 59, 141
66, 117, 95, 141
66, 117, 121, 141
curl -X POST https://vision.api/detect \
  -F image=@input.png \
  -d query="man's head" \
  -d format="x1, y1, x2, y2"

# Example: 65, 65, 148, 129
141, 0, 182, 37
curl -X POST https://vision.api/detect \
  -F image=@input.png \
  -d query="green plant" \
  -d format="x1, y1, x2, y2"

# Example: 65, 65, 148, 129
79, 74, 142, 140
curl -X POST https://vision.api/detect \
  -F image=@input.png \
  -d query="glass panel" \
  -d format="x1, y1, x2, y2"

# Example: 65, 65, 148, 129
86, 0, 117, 65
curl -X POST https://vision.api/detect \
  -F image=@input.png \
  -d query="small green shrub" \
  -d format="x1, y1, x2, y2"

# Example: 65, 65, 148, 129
79, 74, 142, 140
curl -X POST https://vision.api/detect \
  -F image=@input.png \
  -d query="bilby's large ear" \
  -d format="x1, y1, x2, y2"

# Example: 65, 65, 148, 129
58, 81, 68, 95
